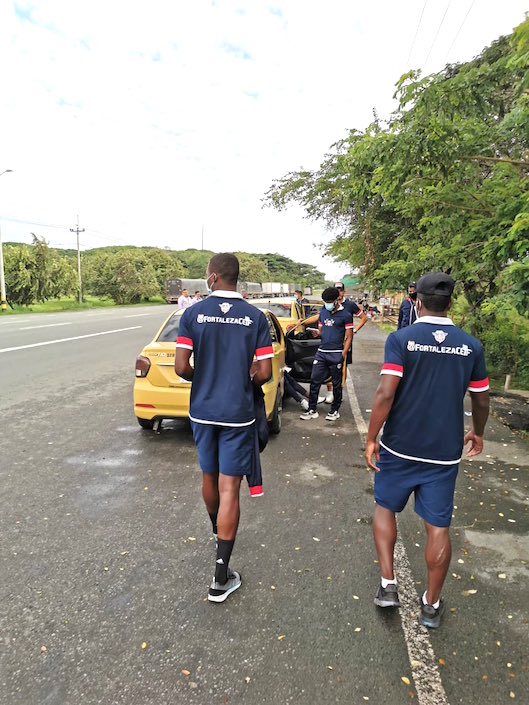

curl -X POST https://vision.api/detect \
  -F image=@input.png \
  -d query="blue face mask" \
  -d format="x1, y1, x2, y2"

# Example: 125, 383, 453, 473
324, 302, 335, 311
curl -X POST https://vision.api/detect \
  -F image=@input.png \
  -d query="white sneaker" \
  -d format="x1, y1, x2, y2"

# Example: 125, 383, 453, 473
324, 392, 334, 404
317, 396, 326, 404
325, 410, 340, 421
300, 409, 319, 420
300, 398, 309, 411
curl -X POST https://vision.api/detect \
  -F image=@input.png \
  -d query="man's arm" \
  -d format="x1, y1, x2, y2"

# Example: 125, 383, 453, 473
354, 310, 368, 334
397, 302, 405, 329
286, 312, 320, 332
464, 391, 489, 457
365, 375, 401, 471
174, 347, 194, 381
250, 358, 273, 386
342, 329, 353, 359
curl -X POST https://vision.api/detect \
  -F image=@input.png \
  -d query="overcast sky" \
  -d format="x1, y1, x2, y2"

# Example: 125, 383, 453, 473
0, 1, 527, 279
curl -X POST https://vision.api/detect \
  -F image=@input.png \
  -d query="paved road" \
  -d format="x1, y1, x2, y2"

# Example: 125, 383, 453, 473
0, 310, 527, 704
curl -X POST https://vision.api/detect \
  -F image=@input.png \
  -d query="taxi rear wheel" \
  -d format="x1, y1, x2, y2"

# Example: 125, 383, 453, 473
268, 386, 282, 435
137, 417, 155, 430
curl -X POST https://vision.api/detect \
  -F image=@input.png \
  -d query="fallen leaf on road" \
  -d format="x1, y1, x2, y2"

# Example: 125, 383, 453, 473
461, 589, 477, 596
439, 658, 446, 667
141, 642, 147, 650
182, 669, 190, 676
498, 573, 507, 579
41, 645, 47, 653
278, 635, 285, 641
401, 677, 410, 685
312, 537, 320, 542
245, 677, 251, 684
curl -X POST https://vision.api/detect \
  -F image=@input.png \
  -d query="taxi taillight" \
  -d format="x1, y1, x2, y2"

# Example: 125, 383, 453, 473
135, 355, 151, 377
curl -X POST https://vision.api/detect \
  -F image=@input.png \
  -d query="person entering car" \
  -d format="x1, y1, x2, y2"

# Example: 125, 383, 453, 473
300, 287, 353, 422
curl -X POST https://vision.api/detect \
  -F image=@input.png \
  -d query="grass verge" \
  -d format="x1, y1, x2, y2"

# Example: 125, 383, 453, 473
1, 295, 166, 315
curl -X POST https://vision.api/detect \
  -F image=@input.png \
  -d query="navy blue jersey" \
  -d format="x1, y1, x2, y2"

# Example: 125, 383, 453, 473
341, 299, 363, 319
380, 316, 489, 463
176, 291, 273, 426
397, 297, 417, 329
317, 305, 354, 352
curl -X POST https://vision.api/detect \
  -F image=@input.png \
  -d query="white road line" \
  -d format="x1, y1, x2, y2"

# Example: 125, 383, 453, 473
345, 374, 368, 439
19, 322, 73, 330
124, 313, 152, 318
0, 326, 142, 354
346, 371, 449, 705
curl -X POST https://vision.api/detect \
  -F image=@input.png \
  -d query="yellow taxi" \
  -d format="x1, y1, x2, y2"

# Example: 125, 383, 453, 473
134, 305, 286, 433
251, 296, 322, 334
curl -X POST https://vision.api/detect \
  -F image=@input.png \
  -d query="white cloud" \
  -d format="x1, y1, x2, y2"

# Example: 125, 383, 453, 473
0, 0, 527, 278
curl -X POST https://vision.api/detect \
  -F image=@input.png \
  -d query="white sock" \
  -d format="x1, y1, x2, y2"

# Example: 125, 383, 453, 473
381, 577, 397, 588
422, 590, 440, 609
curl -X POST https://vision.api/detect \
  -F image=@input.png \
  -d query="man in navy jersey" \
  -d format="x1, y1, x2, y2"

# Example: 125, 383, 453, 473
397, 282, 418, 329
365, 272, 489, 628
174, 253, 273, 603
300, 286, 353, 422
335, 281, 368, 372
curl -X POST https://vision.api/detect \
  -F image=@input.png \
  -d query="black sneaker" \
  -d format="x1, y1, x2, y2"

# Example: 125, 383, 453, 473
207, 570, 242, 603
374, 582, 401, 608
420, 598, 445, 628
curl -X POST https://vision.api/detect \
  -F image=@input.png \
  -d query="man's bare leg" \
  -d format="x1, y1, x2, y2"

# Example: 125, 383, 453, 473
373, 504, 397, 580
423, 522, 451, 605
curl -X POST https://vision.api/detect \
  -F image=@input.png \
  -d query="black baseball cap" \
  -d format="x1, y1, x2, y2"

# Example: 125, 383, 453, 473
416, 272, 455, 297
408, 281, 416, 288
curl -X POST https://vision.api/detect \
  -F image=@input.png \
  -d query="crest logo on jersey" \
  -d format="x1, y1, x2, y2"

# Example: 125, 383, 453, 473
324, 319, 335, 327
197, 314, 204, 323
219, 302, 233, 314
407, 340, 415, 351
432, 330, 448, 344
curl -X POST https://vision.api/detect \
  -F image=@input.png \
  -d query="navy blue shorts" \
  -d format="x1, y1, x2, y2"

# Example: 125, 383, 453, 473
374, 447, 458, 528
191, 421, 254, 476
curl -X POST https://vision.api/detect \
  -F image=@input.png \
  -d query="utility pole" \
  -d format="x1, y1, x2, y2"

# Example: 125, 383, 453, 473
70, 215, 85, 304
0, 169, 13, 311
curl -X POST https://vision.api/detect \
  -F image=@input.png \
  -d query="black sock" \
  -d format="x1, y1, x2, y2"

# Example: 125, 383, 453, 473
215, 538, 235, 584
208, 512, 218, 535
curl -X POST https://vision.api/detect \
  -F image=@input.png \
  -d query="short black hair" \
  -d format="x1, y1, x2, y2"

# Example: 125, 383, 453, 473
208, 253, 239, 285
322, 286, 339, 303
295, 289, 303, 295
418, 292, 450, 313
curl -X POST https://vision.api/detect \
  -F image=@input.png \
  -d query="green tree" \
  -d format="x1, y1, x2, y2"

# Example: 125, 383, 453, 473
87, 250, 159, 304
264, 19, 529, 318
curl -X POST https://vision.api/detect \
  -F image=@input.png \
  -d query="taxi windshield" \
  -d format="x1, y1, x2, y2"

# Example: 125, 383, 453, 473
157, 314, 180, 342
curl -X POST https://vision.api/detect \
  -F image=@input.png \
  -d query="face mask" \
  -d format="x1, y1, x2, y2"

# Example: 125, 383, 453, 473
206, 272, 216, 294
324, 302, 335, 311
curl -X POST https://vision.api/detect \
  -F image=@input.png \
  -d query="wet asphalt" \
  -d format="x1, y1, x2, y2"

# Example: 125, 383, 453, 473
0, 308, 527, 704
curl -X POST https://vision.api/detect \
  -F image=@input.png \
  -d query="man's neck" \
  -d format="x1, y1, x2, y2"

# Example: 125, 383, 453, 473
212, 280, 237, 292
418, 307, 449, 318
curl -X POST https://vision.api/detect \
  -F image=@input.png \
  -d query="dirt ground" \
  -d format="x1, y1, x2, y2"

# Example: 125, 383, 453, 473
490, 390, 529, 435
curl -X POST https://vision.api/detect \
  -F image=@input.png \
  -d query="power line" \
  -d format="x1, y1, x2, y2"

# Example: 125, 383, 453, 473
423, 0, 453, 68
443, 0, 476, 62
407, 0, 429, 65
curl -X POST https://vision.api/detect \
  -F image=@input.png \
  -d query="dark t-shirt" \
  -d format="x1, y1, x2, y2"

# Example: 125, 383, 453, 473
176, 291, 273, 426
317, 305, 354, 352
380, 316, 489, 463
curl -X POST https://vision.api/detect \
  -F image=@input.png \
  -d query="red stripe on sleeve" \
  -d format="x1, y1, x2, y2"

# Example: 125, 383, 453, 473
382, 363, 403, 372
176, 336, 193, 348
345, 323, 354, 329
255, 345, 274, 359
355, 310, 363, 316
468, 377, 489, 390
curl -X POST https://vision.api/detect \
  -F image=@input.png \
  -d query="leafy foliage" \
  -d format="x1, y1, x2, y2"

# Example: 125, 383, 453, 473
264, 17, 529, 383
